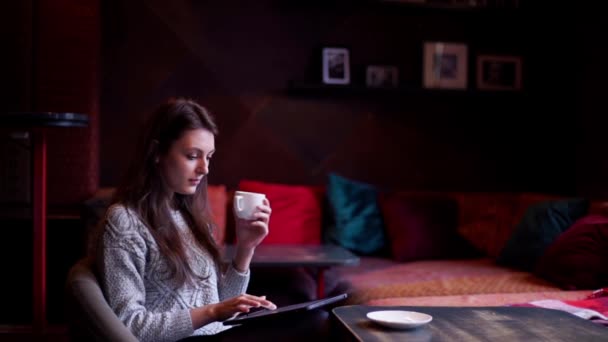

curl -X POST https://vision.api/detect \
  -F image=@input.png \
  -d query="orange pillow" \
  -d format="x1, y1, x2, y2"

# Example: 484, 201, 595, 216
237, 180, 323, 245
207, 185, 228, 246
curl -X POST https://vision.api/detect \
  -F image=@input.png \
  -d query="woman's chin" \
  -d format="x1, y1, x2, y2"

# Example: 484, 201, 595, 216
177, 187, 197, 195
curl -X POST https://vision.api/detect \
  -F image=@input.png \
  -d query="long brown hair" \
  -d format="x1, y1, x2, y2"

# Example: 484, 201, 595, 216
113, 97, 220, 286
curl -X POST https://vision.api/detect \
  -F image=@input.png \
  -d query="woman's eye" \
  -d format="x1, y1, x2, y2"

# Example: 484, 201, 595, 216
187, 155, 198, 160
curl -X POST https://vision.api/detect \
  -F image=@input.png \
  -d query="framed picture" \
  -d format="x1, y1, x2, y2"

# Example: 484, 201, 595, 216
423, 42, 468, 90
476, 55, 522, 91
366, 65, 399, 88
322, 47, 350, 85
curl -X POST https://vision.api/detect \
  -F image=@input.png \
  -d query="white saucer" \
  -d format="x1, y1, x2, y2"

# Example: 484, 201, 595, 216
366, 310, 433, 329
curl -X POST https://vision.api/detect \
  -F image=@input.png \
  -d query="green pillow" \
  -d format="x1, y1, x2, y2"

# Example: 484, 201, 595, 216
324, 173, 387, 255
497, 198, 589, 271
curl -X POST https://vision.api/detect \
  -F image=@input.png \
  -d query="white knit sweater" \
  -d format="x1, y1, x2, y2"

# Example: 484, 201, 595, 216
95, 204, 249, 342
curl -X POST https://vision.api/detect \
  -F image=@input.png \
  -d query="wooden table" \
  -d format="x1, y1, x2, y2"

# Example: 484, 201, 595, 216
0, 112, 88, 333
222, 244, 359, 299
333, 305, 608, 341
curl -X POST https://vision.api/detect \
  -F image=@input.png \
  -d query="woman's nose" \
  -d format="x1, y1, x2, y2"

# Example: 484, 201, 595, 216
197, 160, 208, 175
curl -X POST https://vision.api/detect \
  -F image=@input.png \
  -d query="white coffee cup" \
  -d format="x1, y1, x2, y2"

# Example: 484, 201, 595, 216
233, 191, 266, 220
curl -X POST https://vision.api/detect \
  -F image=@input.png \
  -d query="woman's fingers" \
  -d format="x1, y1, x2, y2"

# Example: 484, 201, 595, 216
254, 295, 276, 309
238, 294, 268, 304
237, 294, 277, 310
249, 221, 269, 230
252, 211, 270, 222
256, 203, 272, 214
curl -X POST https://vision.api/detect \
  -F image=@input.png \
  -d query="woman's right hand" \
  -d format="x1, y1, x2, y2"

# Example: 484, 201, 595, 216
213, 294, 276, 321
190, 294, 277, 328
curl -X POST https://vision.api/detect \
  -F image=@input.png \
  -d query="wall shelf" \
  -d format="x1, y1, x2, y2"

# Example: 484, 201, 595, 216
286, 80, 527, 100
372, 0, 522, 11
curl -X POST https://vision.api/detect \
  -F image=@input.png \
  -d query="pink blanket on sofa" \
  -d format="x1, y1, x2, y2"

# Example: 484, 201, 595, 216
335, 258, 563, 304
511, 288, 608, 326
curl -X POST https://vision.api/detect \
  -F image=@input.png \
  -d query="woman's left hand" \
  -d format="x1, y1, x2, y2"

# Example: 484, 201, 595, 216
234, 197, 271, 252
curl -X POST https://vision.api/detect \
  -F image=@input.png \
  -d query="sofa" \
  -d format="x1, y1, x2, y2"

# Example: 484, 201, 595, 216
82, 174, 608, 310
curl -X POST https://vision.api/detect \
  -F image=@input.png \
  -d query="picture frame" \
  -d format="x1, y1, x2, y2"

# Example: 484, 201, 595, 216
366, 65, 399, 88
423, 42, 468, 90
322, 47, 350, 85
476, 55, 522, 91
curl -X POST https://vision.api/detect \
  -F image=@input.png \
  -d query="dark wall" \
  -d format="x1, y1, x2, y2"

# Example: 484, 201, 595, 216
1, 0, 100, 208
99, 0, 578, 194
575, 4, 608, 198
1, 1, 592, 201
0, 0, 100, 325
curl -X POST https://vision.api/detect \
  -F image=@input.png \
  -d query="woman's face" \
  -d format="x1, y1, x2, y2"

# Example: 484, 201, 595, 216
158, 128, 215, 195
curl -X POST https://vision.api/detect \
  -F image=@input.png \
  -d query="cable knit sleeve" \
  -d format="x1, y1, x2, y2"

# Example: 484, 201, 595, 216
217, 263, 250, 301
96, 205, 194, 342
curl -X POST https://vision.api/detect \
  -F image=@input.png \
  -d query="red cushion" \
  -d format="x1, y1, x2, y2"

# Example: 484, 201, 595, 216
536, 215, 608, 290
207, 185, 228, 246
237, 180, 324, 245
378, 192, 479, 262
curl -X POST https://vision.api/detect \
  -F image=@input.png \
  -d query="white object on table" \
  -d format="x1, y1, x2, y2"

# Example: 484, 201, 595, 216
366, 310, 433, 329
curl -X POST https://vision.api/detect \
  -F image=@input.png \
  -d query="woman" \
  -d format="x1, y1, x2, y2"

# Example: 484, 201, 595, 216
93, 98, 275, 341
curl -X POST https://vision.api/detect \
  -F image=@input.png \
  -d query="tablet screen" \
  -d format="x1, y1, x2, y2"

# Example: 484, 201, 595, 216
223, 293, 348, 326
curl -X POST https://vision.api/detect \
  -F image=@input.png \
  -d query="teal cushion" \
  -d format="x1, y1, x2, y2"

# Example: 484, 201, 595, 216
497, 198, 590, 271
324, 173, 387, 255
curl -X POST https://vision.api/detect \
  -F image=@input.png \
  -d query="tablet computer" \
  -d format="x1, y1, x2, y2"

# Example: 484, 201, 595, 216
223, 293, 348, 326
